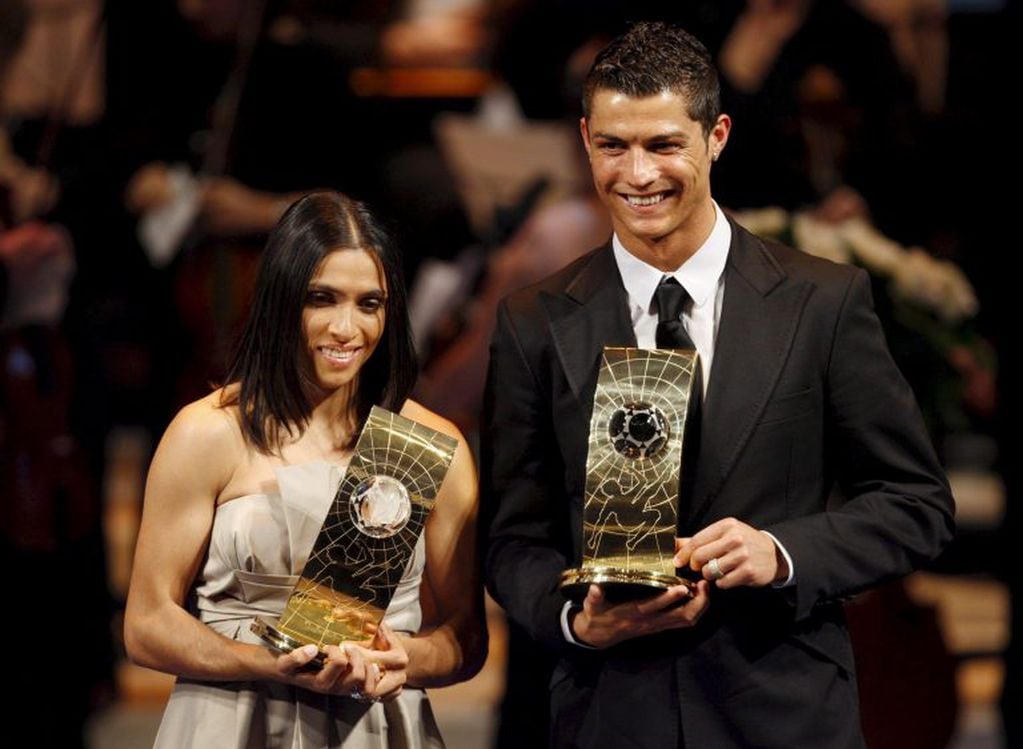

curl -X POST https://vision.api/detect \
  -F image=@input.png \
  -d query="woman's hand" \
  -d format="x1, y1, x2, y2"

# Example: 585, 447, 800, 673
273, 623, 409, 701
273, 642, 367, 697
350, 624, 410, 702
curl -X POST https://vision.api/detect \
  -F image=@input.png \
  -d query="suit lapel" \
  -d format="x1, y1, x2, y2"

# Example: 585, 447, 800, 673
685, 222, 813, 526
544, 245, 637, 410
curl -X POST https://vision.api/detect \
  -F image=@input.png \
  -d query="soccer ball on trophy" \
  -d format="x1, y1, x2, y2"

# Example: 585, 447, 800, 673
608, 402, 670, 460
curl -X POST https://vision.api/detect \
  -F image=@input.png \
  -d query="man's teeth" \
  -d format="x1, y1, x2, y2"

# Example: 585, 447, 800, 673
322, 347, 358, 361
625, 193, 667, 206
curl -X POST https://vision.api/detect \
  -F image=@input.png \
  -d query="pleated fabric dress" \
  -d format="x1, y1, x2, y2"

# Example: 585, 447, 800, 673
153, 461, 445, 748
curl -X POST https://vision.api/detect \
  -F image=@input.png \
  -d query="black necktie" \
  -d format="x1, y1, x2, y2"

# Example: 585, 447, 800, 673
654, 277, 702, 536
654, 277, 695, 351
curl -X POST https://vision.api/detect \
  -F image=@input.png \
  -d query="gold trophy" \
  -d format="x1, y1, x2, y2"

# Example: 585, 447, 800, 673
560, 347, 699, 602
252, 406, 458, 662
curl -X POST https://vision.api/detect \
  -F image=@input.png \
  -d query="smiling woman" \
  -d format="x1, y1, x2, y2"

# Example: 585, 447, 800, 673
224, 192, 416, 453
303, 248, 387, 399
124, 192, 486, 748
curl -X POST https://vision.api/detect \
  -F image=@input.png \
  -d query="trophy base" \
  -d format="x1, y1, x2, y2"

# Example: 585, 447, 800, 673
251, 618, 326, 667
559, 567, 687, 604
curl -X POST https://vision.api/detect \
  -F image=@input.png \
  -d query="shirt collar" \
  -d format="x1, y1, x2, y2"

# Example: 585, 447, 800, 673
612, 201, 731, 313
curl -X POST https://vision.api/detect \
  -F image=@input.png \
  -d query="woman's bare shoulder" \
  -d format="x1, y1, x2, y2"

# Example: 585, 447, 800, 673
168, 389, 242, 442
153, 389, 247, 482
400, 399, 477, 496
399, 399, 464, 443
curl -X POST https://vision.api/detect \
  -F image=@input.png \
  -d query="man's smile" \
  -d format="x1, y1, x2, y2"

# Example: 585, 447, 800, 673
620, 190, 676, 208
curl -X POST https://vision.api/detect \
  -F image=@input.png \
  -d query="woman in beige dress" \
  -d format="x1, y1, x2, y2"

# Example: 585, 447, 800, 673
125, 192, 486, 748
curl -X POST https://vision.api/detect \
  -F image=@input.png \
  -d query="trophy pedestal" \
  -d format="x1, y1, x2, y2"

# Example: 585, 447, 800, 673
560, 567, 686, 603
251, 618, 327, 667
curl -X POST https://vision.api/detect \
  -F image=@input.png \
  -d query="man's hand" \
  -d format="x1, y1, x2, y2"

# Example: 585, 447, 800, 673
570, 581, 710, 649
675, 518, 789, 588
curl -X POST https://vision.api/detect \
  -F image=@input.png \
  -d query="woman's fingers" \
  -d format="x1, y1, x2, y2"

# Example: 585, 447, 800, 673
333, 643, 370, 698
314, 644, 352, 692
279, 632, 412, 701
372, 622, 393, 650
372, 663, 407, 701
276, 644, 320, 675
350, 627, 411, 701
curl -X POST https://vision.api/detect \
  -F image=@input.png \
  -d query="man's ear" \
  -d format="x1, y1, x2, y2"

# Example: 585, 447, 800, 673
580, 116, 592, 158
709, 113, 731, 161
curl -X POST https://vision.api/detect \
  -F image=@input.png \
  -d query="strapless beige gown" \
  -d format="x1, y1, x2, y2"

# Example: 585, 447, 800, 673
153, 462, 445, 748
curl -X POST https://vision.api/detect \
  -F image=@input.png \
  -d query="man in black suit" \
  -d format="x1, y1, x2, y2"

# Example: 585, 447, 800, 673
482, 21, 954, 749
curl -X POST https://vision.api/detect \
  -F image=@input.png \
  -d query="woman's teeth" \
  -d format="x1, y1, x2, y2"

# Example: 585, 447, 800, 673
321, 347, 358, 362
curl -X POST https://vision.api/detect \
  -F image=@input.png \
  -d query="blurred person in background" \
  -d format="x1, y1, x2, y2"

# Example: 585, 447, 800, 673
1, 2, 113, 745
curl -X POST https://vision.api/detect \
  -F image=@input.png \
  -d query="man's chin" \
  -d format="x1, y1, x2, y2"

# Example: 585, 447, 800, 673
615, 220, 675, 245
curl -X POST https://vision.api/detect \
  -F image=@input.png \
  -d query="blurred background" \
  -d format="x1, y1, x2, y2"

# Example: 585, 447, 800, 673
0, 0, 1016, 746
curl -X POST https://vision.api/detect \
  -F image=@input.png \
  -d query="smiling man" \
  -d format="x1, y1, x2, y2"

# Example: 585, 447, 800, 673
580, 85, 728, 271
482, 21, 955, 749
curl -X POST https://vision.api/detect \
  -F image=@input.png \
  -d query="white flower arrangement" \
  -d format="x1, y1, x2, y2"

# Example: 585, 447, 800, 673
731, 206, 994, 432
732, 208, 979, 324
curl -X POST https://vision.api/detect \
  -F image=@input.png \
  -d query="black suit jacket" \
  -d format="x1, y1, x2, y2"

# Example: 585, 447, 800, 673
482, 221, 954, 748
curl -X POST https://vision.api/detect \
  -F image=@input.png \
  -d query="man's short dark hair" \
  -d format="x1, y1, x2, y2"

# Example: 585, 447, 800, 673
582, 21, 721, 136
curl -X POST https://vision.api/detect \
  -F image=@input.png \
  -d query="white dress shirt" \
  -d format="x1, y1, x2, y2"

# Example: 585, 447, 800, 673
611, 204, 730, 395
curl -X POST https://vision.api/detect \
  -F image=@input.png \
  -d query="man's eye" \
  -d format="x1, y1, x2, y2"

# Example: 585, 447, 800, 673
651, 142, 681, 153
598, 142, 625, 154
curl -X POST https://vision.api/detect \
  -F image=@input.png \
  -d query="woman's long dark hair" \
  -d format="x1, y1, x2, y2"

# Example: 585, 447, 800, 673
222, 192, 417, 453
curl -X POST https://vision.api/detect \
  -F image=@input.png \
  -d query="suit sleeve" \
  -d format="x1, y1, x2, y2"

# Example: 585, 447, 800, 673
765, 269, 955, 621
482, 300, 575, 651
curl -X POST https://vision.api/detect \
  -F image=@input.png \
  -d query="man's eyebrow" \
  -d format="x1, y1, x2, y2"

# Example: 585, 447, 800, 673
649, 131, 689, 139
590, 130, 691, 141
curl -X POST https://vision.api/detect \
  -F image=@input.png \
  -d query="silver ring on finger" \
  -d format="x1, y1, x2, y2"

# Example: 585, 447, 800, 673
350, 688, 365, 701
707, 557, 724, 581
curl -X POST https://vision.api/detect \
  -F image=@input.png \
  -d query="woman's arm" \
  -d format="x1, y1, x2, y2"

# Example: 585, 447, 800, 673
123, 396, 368, 693
125, 397, 278, 679
394, 402, 488, 689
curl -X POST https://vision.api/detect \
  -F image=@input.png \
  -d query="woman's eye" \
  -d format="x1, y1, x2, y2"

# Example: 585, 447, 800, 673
307, 291, 333, 306
360, 297, 384, 312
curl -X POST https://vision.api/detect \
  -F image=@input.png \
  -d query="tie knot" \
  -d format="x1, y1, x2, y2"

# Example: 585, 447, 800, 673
654, 277, 688, 323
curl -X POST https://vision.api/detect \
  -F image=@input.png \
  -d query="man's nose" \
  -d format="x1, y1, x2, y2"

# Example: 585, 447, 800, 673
626, 148, 656, 186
